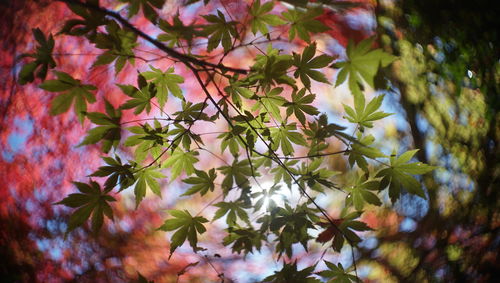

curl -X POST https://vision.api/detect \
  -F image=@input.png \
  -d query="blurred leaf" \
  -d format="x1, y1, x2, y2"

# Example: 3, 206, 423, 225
319, 261, 359, 283
162, 150, 199, 180
282, 8, 329, 42
18, 28, 56, 84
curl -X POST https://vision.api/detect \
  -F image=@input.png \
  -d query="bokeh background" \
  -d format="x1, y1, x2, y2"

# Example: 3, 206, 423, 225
0, 0, 498, 282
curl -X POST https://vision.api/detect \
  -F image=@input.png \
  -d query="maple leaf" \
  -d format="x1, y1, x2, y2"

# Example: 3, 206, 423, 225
18, 28, 56, 85
141, 65, 184, 108
376, 149, 436, 203
292, 42, 334, 89
182, 169, 217, 196
249, 0, 286, 35
282, 7, 329, 42
162, 150, 199, 180
284, 88, 320, 125
40, 71, 97, 123
158, 210, 208, 257
202, 10, 238, 52
270, 122, 308, 156
333, 37, 396, 97
55, 181, 116, 235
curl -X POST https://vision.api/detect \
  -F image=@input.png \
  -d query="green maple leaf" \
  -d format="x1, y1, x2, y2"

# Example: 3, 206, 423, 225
247, 44, 294, 91
158, 14, 203, 48
91, 21, 138, 74
133, 168, 165, 208
158, 209, 208, 256
173, 101, 211, 122
281, 7, 329, 42
249, 0, 286, 35
348, 134, 386, 173
118, 83, 155, 115
218, 131, 241, 156
269, 204, 316, 258
121, 0, 165, 23
348, 176, 381, 211
202, 10, 238, 52
294, 158, 340, 192
343, 94, 392, 129
162, 150, 199, 180
141, 65, 184, 108
212, 201, 250, 226
318, 261, 359, 283
40, 71, 96, 123
293, 42, 334, 89
167, 123, 204, 151
284, 88, 320, 125
79, 100, 122, 153
224, 78, 254, 109
270, 123, 308, 156
269, 160, 299, 189
333, 37, 397, 96
218, 159, 253, 194
58, 1, 109, 36
55, 181, 116, 235
376, 149, 436, 203
182, 169, 217, 196
90, 155, 135, 190
252, 87, 286, 121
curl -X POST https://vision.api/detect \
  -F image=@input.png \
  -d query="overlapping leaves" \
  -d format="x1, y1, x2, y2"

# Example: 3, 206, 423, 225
79, 100, 122, 153
91, 21, 138, 74
202, 10, 238, 52
333, 37, 396, 96
121, 0, 165, 24
140, 65, 184, 108
124, 120, 168, 164
282, 7, 329, 42
162, 150, 199, 180
318, 261, 359, 283
18, 28, 56, 85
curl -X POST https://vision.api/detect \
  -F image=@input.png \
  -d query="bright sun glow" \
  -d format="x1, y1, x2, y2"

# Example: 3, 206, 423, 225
252, 181, 301, 211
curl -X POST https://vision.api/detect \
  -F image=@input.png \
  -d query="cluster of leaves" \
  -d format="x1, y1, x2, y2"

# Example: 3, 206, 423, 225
18, 28, 56, 85
20, 0, 436, 281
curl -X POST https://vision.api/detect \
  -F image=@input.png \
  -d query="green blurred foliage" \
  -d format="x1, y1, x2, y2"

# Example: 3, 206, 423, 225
357, 0, 499, 281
